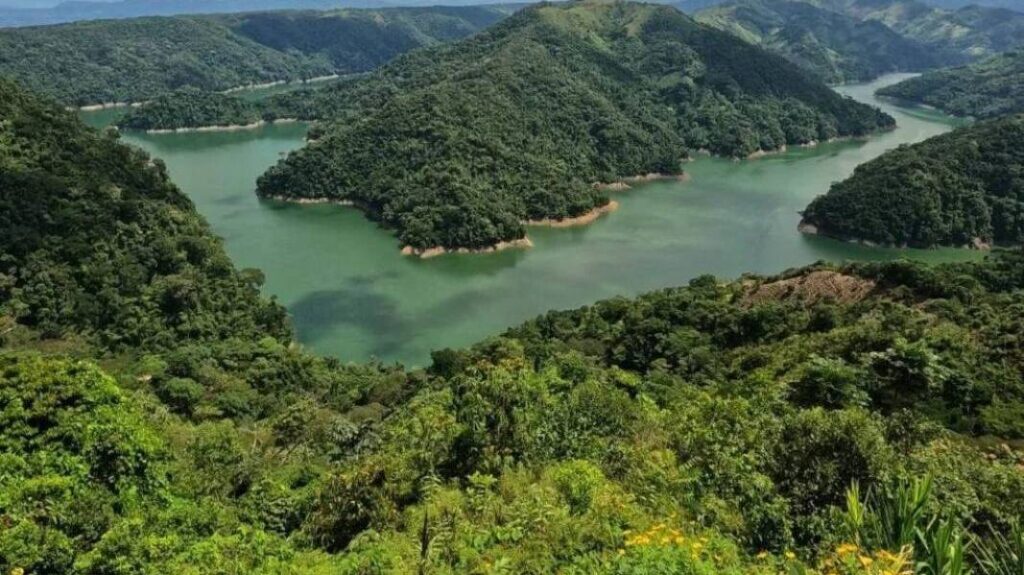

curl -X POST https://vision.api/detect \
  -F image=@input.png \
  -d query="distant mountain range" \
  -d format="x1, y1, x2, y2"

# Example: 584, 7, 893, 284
695, 0, 948, 83
0, 5, 511, 104
0, 0, 510, 27
1, 0, 1017, 28
916, 0, 1023, 9
693, 0, 1024, 82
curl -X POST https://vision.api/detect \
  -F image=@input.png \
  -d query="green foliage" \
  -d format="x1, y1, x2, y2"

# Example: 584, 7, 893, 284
878, 50, 1024, 119
0, 355, 164, 574
119, 89, 263, 131
973, 521, 1024, 575
0, 77, 290, 349
801, 114, 1024, 247
0, 6, 509, 106
844, 475, 974, 575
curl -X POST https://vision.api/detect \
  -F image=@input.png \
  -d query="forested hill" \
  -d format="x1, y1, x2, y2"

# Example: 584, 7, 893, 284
3, 78, 1024, 573
0, 77, 289, 349
800, 114, 1024, 248
0, 5, 511, 106
256, 0, 893, 253
695, 0, 944, 83
877, 50, 1024, 119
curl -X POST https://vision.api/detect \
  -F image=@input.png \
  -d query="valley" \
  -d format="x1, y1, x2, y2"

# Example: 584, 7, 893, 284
85, 73, 980, 367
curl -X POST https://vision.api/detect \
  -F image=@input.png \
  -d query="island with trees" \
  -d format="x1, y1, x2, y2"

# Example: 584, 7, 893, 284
800, 113, 1024, 247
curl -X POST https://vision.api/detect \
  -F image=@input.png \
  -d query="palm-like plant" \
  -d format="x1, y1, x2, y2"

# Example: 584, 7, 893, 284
917, 517, 971, 575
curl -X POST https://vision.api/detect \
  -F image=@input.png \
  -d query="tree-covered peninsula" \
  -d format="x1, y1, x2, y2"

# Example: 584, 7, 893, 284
255, 0, 893, 254
0, 5, 511, 106
695, 0, 944, 83
118, 88, 265, 131
2, 77, 1024, 574
877, 49, 1024, 119
800, 114, 1024, 248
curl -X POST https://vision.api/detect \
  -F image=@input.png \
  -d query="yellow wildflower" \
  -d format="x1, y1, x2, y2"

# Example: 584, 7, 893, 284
858, 555, 874, 568
836, 543, 858, 556
756, 551, 769, 560
877, 549, 898, 562
785, 550, 796, 560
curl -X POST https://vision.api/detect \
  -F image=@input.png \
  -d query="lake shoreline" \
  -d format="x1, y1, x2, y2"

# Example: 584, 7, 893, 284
141, 118, 299, 134
74, 74, 345, 111
401, 238, 535, 259
261, 195, 354, 206
527, 200, 620, 228
76, 101, 144, 111
798, 220, 993, 250
264, 171, 689, 258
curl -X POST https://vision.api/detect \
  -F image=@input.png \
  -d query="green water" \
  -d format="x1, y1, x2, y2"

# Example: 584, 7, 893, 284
81, 73, 983, 367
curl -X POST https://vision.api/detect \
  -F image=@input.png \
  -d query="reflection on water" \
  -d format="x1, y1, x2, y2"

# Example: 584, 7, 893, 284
82, 73, 984, 367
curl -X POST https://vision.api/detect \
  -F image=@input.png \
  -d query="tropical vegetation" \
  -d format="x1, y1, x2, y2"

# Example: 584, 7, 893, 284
1, 76, 1023, 574
118, 88, 264, 131
800, 114, 1024, 247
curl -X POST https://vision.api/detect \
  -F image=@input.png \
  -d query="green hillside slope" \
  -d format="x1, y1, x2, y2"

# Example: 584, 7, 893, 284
877, 49, 1024, 118
800, 114, 1024, 247
0, 6, 510, 106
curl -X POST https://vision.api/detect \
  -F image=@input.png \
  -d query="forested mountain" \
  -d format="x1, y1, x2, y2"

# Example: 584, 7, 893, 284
256, 0, 893, 253
800, 114, 1024, 248
877, 49, 1024, 119
0, 5, 510, 106
3, 77, 1024, 574
695, 0, 943, 83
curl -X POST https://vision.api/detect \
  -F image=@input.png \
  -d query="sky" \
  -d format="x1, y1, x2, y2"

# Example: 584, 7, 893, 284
0, 0, 116, 7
